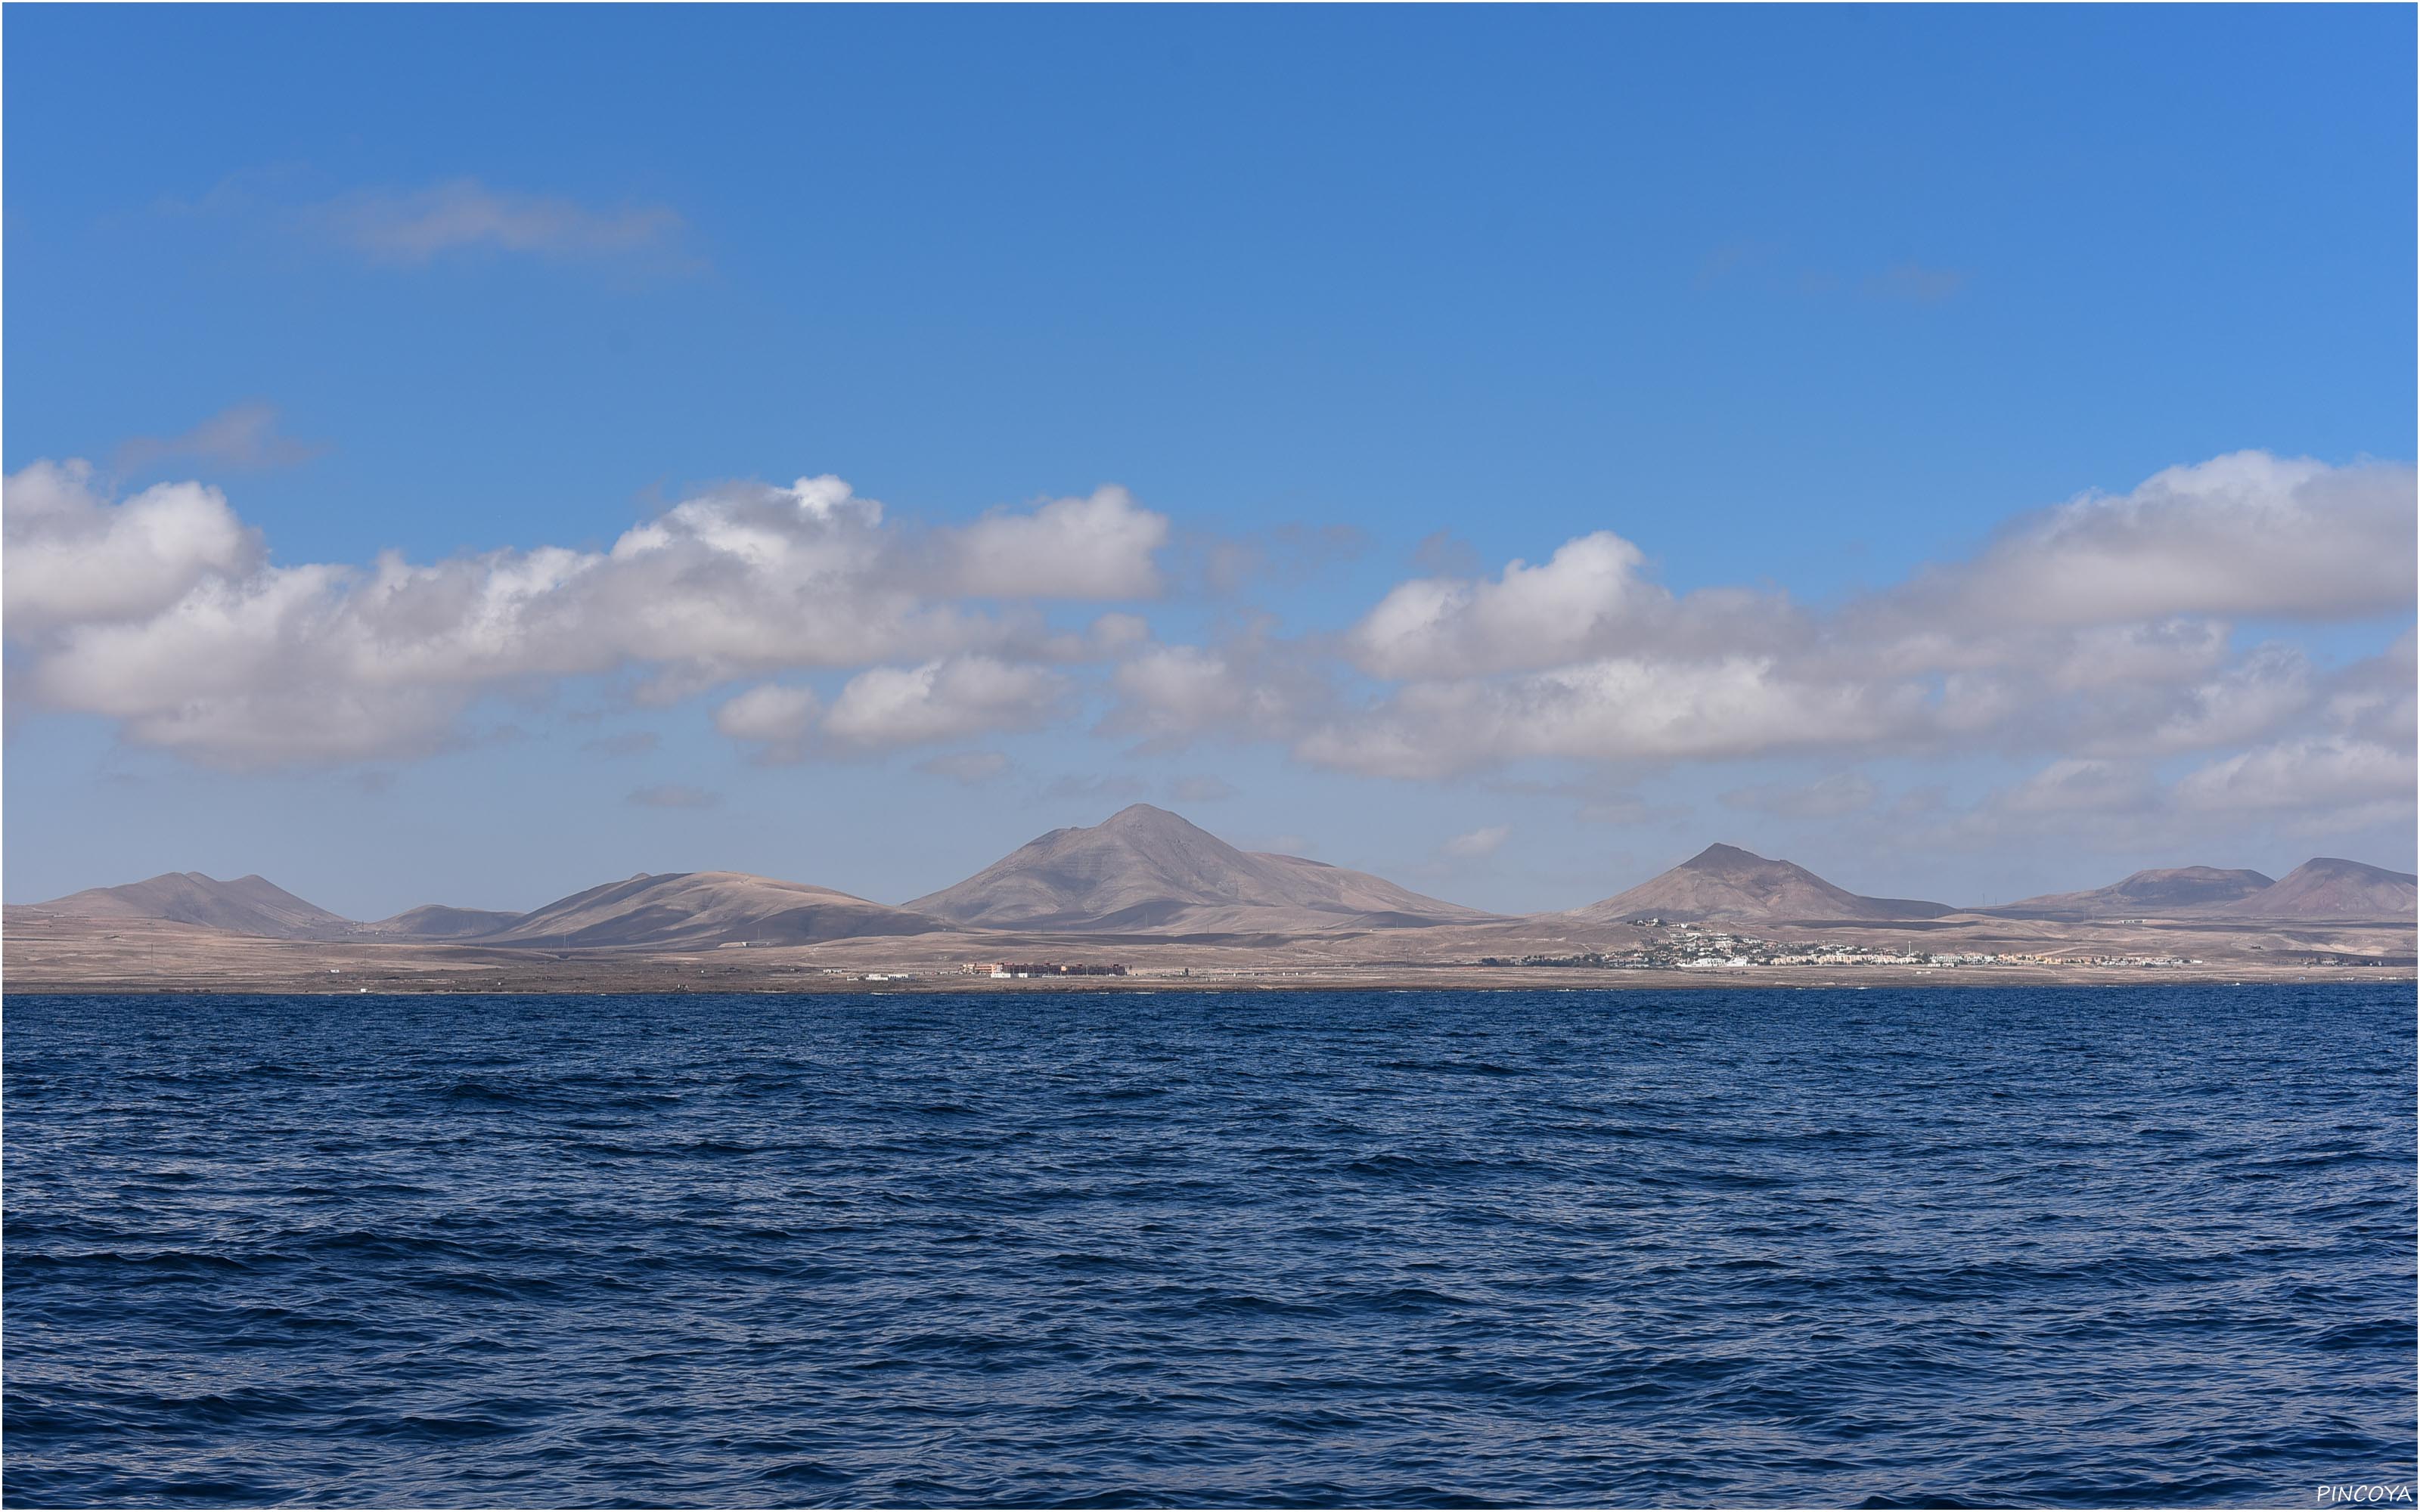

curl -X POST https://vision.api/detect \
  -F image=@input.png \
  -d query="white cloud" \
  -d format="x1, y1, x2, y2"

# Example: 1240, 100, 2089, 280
3, 461, 261, 635
2319, 632, 2418, 749
1299, 655, 1924, 779
823, 656, 1067, 748
5, 465, 1164, 768
6, 447, 2411, 824
2000, 758, 2158, 816
1442, 825, 1510, 860
2124, 645, 2316, 757
714, 684, 821, 762
315, 178, 684, 265
2174, 736, 2414, 816
1110, 646, 1254, 736
1880, 451, 2415, 630
1348, 531, 1667, 680
940, 487, 1168, 600
1306, 453, 2412, 778
1101, 636, 1321, 752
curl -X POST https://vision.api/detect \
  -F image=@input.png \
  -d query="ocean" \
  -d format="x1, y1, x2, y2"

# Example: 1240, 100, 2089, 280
5, 985, 2412, 1507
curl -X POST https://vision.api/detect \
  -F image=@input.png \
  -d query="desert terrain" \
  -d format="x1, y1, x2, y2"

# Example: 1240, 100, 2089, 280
8, 804, 2412, 995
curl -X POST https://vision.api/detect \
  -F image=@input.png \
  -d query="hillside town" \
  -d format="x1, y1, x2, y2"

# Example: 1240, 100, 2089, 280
1478, 925, 2195, 971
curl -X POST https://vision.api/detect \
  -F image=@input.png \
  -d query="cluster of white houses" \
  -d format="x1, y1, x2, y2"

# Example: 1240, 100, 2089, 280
962, 961, 1130, 978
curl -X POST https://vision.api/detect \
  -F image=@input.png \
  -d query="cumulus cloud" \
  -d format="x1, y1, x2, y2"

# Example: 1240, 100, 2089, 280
1100, 625, 1335, 755
1879, 452, 2415, 631
4, 461, 261, 635
1299, 655, 1924, 779
1348, 531, 1668, 681
6, 448, 2411, 826
936, 487, 1170, 600
1301, 452, 2413, 779
714, 684, 821, 763
313, 178, 684, 265
2173, 736, 2414, 816
824, 656, 1068, 748
3, 465, 1166, 767
2000, 758, 2160, 816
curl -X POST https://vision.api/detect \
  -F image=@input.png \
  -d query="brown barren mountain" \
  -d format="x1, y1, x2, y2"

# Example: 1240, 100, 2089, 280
905, 804, 1498, 934
14, 872, 353, 940
2211, 858, 2418, 920
359, 904, 531, 940
1993, 866, 2276, 919
477, 871, 945, 949
1566, 843, 1955, 925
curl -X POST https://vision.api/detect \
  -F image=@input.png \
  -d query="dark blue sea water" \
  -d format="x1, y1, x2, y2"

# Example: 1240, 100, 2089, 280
5, 986, 2412, 1507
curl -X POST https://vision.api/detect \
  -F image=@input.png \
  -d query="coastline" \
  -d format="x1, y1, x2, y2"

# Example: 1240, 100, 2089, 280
11, 906, 2409, 996
8, 962, 2410, 996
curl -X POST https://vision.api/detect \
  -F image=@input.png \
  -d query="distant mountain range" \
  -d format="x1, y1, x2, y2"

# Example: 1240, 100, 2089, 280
1991, 858, 2416, 922
11, 810, 2414, 948
1995, 865, 2277, 918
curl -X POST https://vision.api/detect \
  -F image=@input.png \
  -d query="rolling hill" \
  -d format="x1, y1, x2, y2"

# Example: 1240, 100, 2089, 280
1993, 866, 2276, 919
358, 904, 531, 940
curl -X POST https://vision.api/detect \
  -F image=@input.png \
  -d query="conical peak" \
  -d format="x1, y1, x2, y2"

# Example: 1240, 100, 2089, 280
1099, 803, 1193, 832
1685, 843, 1769, 869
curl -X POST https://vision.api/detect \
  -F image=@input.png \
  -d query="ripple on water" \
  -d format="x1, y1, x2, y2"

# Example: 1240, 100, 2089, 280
3, 984, 2412, 1507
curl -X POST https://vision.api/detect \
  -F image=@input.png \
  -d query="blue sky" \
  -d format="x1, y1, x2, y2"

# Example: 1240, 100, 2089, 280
6, 5, 2414, 919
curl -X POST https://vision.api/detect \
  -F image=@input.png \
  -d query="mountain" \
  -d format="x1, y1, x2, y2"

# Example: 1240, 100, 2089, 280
905, 804, 1497, 934
358, 904, 529, 940
476, 872, 945, 949
1567, 843, 1956, 925
1994, 866, 2276, 919
2211, 858, 2418, 921
14, 872, 352, 940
